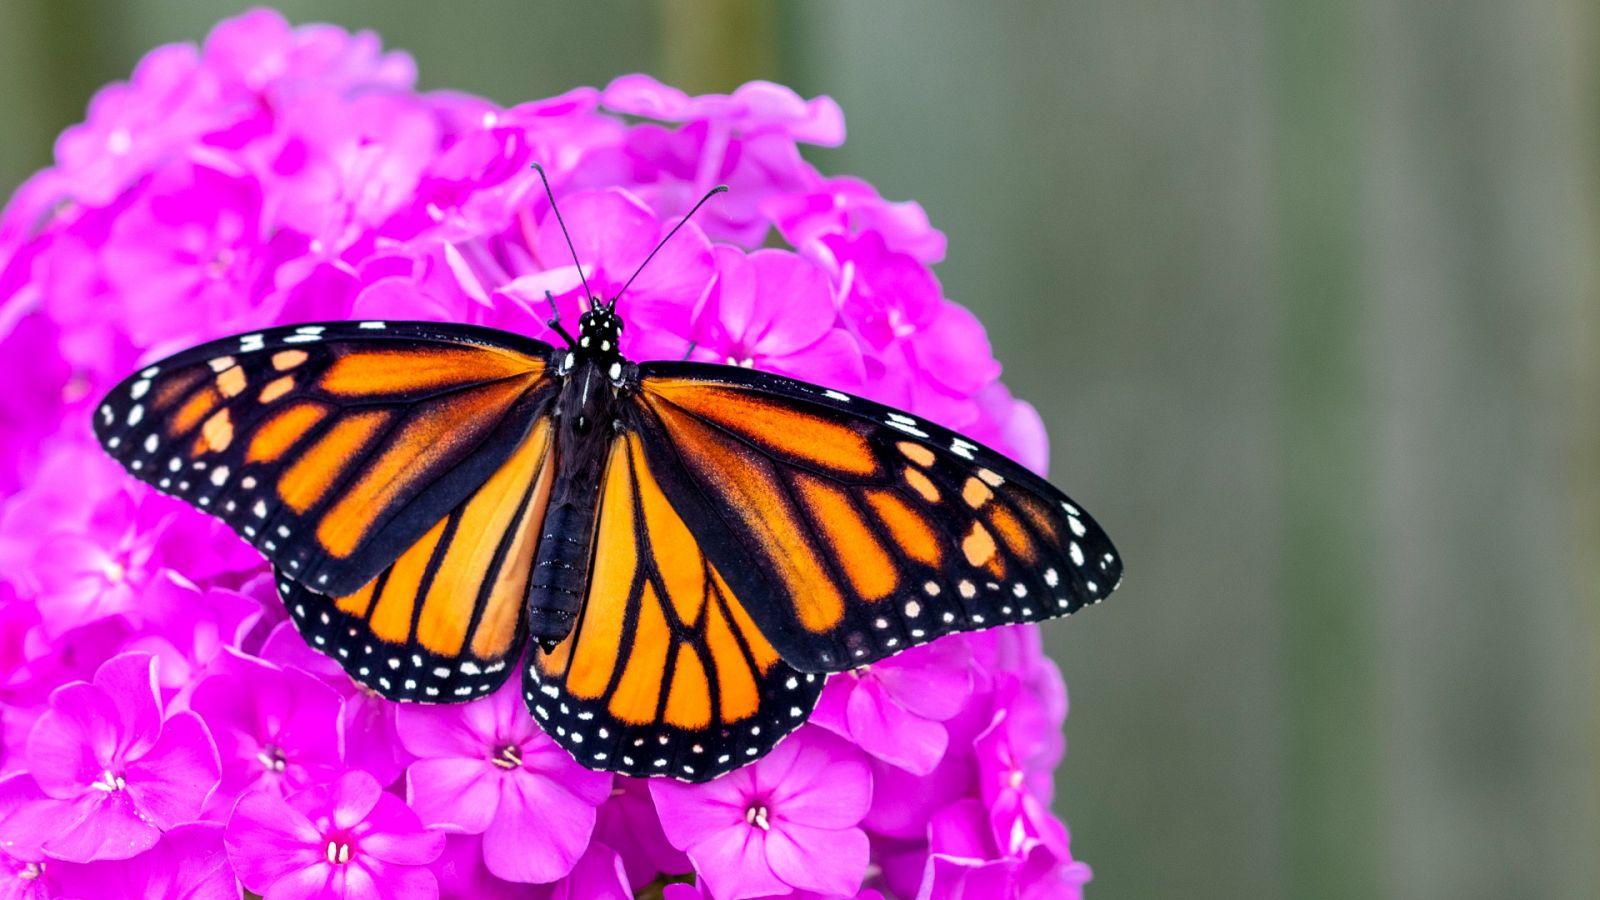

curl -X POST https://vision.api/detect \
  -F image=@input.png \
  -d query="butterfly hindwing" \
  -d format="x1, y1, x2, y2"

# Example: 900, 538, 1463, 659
630, 362, 1123, 673
277, 415, 558, 701
93, 321, 557, 596
526, 429, 825, 782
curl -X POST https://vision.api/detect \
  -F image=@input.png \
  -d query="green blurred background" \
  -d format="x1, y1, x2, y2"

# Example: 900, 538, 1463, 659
2, 2, 1595, 897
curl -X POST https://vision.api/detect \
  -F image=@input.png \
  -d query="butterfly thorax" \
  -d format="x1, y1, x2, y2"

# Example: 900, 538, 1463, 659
528, 304, 637, 651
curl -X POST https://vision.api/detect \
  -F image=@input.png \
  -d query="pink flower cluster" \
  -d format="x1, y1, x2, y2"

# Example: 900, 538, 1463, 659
0, 9, 1088, 899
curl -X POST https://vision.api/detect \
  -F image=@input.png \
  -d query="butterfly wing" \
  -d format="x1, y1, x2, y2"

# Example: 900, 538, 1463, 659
93, 321, 556, 596
276, 415, 558, 701
628, 362, 1123, 673
526, 429, 825, 783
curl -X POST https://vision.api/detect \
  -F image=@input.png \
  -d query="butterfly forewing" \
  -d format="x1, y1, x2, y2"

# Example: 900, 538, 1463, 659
276, 414, 558, 700
92, 321, 557, 595
526, 430, 824, 782
630, 362, 1123, 673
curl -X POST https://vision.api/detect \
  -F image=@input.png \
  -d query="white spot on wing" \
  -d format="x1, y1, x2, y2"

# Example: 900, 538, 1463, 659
886, 419, 930, 438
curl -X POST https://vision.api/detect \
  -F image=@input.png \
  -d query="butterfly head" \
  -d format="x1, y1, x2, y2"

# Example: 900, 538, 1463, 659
575, 306, 624, 361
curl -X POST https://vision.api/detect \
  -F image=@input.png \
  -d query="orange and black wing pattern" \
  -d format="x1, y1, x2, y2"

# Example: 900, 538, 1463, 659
92, 321, 556, 597
629, 362, 1123, 674
526, 430, 825, 781
277, 416, 557, 700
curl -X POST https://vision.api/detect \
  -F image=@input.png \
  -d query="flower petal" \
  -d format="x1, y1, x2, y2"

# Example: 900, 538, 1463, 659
225, 788, 323, 893
40, 790, 160, 863
123, 710, 219, 828
405, 759, 500, 833
479, 772, 598, 883
764, 821, 869, 898
684, 825, 788, 900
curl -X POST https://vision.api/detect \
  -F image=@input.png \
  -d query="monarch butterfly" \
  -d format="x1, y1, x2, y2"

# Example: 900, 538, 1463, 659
91, 171, 1121, 782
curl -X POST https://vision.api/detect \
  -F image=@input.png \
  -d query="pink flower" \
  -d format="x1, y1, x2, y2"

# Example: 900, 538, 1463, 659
0, 773, 56, 896
975, 701, 1072, 866
1, 653, 219, 862
119, 572, 263, 700
257, 622, 414, 787
190, 651, 346, 811
592, 777, 691, 889
651, 729, 872, 900
632, 246, 866, 394
764, 175, 946, 264
396, 676, 612, 884
48, 822, 237, 899
225, 769, 444, 900
532, 842, 632, 900
811, 638, 975, 776
0, 313, 72, 497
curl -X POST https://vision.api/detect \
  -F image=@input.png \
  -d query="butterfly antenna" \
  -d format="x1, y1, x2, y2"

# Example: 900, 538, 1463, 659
530, 163, 596, 311
609, 185, 728, 311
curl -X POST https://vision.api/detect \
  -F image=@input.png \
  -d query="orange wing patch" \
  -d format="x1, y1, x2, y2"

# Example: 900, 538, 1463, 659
550, 433, 783, 727
527, 431, 820, 783
644, 379, 879, 476
641, 397, 846, 633
281, 417, 556, 703
279, 410, 392, 514
315, 377, 535, 558
320, 345, 543, 397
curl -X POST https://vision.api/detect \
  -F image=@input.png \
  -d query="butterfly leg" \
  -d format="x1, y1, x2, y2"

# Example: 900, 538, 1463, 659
545, 290, 578, 349
680, 340, 697, 362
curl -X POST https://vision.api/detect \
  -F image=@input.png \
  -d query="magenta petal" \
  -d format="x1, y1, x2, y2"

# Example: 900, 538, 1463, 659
89, 653, 163, 756
358, 861, 441, 900
123, 710, 219, 827
305, 770, 383, 832
40, 790, 160, 862
150, 823, 236, 900
23, 694, 113, 798
845, 681, 948, 775
650, 778, 747, 851
0, 774, 57, 861
480, 773, 597, 883
430, 834, 526, 899
548, 842, 631, 900
405, 759, 500, 833
745, 251, 835, 356
871, 643, 972, 722
768, 328, 866, 390
764, 822, 869, 897
394, 684, 526, 761
686, 826, 788, 900
355, 796, 444, 867
260, 862, 338, 900
50, 822, 236, 900
225, 789, 322, 893
765, 733, 871, 828
538, 190, 655, 285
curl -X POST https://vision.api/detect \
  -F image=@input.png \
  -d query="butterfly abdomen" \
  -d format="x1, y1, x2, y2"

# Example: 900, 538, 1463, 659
527, 499, 595, 646
526, 361, 622, 649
